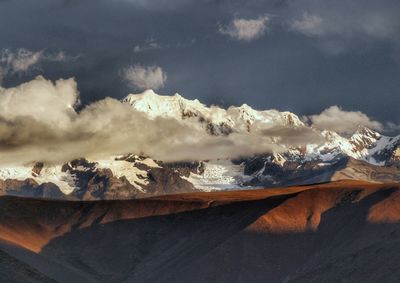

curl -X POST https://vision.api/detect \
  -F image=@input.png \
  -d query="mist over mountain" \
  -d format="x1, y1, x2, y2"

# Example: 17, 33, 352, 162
0, 77, 398, 200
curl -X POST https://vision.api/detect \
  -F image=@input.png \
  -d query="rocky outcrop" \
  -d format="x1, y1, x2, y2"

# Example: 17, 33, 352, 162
62, 158, 199, 200
242, 155, 400, 187
0, 178, 68, 199
73, 168, 139, 200
139, 166, 198, 197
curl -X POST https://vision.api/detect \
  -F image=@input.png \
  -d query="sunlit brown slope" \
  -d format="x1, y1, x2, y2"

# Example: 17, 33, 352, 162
0, 180, 399, 282
0, 180, 385, 253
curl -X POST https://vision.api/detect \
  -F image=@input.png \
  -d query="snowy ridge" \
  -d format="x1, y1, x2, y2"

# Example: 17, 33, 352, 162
123, 89, 305, 134
123, 90, 208, 120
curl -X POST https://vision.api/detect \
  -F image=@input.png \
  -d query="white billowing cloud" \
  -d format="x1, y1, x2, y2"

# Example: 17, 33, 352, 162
0, 76, 270, 165
0, 76, 328, 166
290, 12, 323, 36
0, 49, 73, 83
123, 65, 167, 90
0, 77, 391, 166
219, 16, 269, 41
0, 76, 78, 127
310, 105, 383, 135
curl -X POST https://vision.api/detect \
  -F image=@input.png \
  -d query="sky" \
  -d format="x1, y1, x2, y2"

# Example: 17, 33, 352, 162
0, 0, 399, 132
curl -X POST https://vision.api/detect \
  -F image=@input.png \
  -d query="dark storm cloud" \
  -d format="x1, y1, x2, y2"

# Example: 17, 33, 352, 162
0, 0, 398, 131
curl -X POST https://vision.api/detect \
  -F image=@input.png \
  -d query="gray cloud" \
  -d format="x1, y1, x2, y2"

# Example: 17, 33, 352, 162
287, 1, 400, 38
219, 15, 269, 41
261, 125, 325, 147
133, 38, 161, 53
286, 0, 400, 55
123, 65, 167, 90
290, 12, 324, 37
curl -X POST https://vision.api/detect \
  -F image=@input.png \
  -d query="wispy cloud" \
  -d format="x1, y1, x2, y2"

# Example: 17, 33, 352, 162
219, 16, 269, 41
0, 48, 76, 83
133, 38, 161, 53
290, 12, 323, 36
288, 2, 400, 40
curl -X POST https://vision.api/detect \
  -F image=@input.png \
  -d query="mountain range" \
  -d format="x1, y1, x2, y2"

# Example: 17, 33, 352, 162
0, 90, 399, 200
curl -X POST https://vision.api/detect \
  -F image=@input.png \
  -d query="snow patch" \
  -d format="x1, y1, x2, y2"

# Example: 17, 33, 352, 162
0, 165, 75, 194
183, 160, 252, 191
96, 159, 148, 192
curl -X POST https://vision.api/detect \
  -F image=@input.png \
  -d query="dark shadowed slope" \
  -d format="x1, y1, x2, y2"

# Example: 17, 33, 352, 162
0, 247, 56, 283
0, 180, 400, 282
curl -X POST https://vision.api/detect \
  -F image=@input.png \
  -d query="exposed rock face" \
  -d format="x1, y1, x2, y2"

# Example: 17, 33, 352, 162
0, 152, 399, 200
140, 166, 198, 196
163, 161, 205, 177
372, 138, 400, 168
0, 178, 67, 199
36, 183, 70, 199
0, 178, 38, 196
0, 157, 199, 200
390, 146, 400, 167
242, 155, 400, 187
59, 158, 198, 200
74, 168, 139, 200
31, 162, 44, 177
349, 127, 381, 152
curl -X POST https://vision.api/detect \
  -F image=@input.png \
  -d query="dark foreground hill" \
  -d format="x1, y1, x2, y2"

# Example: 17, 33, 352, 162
1, 180, 400, 282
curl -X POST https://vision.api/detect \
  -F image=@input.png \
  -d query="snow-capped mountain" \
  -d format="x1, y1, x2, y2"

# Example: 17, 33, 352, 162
123, 90, 399, 167
0, 90, 399, 199
123, 89, 304, 135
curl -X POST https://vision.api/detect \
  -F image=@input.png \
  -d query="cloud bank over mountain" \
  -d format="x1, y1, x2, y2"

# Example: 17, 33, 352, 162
0, 77, 282, 165
310, 106, 383, 135
0, 77, 391, 166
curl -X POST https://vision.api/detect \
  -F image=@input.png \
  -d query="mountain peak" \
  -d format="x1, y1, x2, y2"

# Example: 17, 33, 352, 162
353, 126, 380, 139
122, 91, 308, 134
142, 89, 157, 96
350, 126, 381, 150
122, 89, 208, 120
